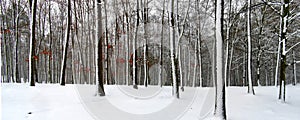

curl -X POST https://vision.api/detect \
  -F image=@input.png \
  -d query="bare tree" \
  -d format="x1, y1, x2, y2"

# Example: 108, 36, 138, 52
278, 0, 290, 102
214, 0, 226, 118
95, 0, 105, 96
169, 0, 179, 98
247, 0, 255, 95
60, 0, 71, 86
29, 0, 38, 86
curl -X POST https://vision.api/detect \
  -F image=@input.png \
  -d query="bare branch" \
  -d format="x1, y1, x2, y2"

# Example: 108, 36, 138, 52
286, 42, 300, 54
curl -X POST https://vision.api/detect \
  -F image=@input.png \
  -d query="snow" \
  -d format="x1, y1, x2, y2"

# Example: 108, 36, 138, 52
2, 83, 300, 120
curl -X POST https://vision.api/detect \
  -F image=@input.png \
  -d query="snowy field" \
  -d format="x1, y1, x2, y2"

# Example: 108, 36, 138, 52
1, 83, 300, 120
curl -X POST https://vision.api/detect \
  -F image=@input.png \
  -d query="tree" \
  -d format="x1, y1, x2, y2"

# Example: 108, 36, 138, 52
60, 0, 71, 86
13, 0, 21, 83
132, 0, 140, 89
169, 0, 179, 98
278, 0, 290, 102
29, 0, 38, 86
214, 0, 226, 119
247, 0, 255, 95
95, 0, 105, 96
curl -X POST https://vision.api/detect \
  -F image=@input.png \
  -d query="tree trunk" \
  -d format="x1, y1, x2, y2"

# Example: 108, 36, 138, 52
214, 0, 226, 118
132, 0, 140, 89
169, 0, 179, 98
48, 1, 53, 83
95, 0, 105, 96
60, 0, 71, 86
143, 0, 149, 87
159, 0, 165, 87
278, 0, 289, 102
247, 0, 255, 95
293, 51, 297, 85
29, 0, 38, 86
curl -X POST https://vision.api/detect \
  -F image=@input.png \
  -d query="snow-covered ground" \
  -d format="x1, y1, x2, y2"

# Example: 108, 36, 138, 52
1, 83, 300, 120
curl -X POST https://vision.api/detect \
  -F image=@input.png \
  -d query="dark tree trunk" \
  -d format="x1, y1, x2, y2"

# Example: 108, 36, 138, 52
60, 0, 71, 86
29, 0, 38, 86
96, 0, 105, 96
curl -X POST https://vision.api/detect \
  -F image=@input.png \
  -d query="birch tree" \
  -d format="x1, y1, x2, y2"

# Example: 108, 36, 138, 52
214, 0, 226, 118
133, 0, 140, 89
169, 0, 179, 98
247, 0, 255, 95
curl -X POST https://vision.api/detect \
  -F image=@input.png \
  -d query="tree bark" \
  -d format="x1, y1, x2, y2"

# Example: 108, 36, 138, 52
278, 0, 289, 102
293, 51, 297, 85
214, 0, 226, 118
95, 0, 105, 96
29, 0, 38, 86
169, 0, 179, 98
247, 0, 255, 95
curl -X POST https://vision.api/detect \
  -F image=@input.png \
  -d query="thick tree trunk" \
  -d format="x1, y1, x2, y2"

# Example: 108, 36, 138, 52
29, 0, 38, 86
60, 0, 71, 86
214, 0, 226, 118
278, 0, 289, 102
95, 0, 105, 96
169, 0, 179, 98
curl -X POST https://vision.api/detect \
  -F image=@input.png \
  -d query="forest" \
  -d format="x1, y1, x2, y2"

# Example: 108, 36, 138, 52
1, 0, 300, 120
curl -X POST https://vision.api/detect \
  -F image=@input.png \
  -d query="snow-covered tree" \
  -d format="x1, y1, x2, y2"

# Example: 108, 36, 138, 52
278, 0, 290, 102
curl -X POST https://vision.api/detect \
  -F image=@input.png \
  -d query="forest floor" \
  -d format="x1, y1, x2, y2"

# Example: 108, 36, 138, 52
1, 83, 300, 120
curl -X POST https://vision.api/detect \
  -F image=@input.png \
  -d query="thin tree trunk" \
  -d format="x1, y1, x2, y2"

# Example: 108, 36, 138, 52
48, 1, 52, 83
159, 0, 165, 87
193, 41, 197, 87
14, 0, 20, 83
275, 39, 280, 87
143, 0, 149, 87
293, 51, 297, 85
0, 1, 4, 83
133, 0, 139, 89
247, 0, 255, 95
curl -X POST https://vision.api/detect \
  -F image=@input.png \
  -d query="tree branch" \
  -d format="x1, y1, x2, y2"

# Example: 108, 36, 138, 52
286, 42, 300, 54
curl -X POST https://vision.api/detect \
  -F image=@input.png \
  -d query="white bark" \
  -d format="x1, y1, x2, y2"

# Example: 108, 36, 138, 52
133, 0, 139, 88
214, 0, 226, 118
169, 0, 179, 98
178, 46, 183, 89
143, 0, 148, 87
247, 0, 254, 95
224, 40, 229, 87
